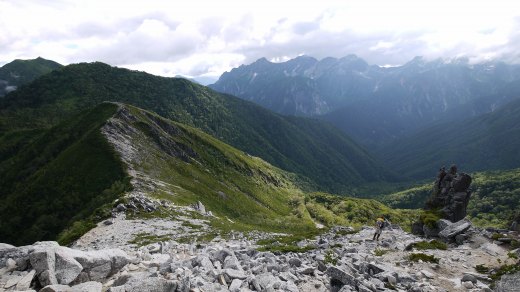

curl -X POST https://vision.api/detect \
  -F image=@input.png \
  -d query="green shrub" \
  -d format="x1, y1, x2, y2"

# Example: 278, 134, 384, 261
408, 253, 439, 263
374, 248, 390, 256
257, 245, 315, 254
475, 264, 490, 273
408, 240, 447, 251
57, 220, 96, 246
324, 250, 338, 265
419, 210, 441, 229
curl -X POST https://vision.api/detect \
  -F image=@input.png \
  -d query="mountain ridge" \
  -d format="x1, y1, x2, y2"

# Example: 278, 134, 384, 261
210, 55, 520, 147
0, 57, 62, 97
0, 61, 394, 194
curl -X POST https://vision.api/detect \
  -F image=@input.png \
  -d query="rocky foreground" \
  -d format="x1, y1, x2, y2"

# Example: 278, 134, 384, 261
1, 204, 520, 292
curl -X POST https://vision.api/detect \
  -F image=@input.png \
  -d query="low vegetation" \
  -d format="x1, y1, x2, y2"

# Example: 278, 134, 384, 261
406, 240, 447, 251
381, 168, 520, 228
305, 192, 418, 231
374, 248, 390, 256
324, 249, 338, 265
408, 253, 439, 264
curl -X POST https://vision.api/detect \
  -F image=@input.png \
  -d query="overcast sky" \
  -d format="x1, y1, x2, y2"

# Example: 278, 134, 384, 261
1, 0, 519, 80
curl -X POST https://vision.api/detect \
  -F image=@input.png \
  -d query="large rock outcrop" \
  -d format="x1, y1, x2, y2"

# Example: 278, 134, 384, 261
0, 241, 131, 291
428, 165, 472, 222
413, 165, 473, 240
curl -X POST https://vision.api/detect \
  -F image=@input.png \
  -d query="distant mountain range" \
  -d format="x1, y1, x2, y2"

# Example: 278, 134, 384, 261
0, 61, 394, 195
210, 55, 520, 147
380, 96, 520, 179
0, 57, 62, 97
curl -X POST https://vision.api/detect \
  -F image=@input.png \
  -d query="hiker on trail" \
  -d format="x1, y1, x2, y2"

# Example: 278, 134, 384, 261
372, 215, 388, 241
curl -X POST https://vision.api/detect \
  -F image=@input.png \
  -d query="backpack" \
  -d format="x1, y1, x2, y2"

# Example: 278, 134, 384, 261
376, 219, 384, 228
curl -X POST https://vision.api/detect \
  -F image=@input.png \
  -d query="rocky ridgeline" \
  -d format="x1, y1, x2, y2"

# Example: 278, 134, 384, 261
2, 222, 520, 292
2, 175, 520, 292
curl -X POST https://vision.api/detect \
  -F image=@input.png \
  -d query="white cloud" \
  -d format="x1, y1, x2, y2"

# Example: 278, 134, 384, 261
1, 0, 519, 78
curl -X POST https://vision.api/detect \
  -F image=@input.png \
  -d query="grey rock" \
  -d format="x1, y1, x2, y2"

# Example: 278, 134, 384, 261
255, 273, 277, 290
193, 255, 214, 271
327, 266, 356, 288
411, 222, 424, 235
71, 248, 130, 281
317, 260, 327, 272
357, 284, 372, 292
0, 243, 15, 250
194, 201, 206, 214
40, 284, 73, 292
439, 219, 472, 239
462, 281, 474, 289
229, 279, 242, 292
16, 269, 36, 290
266, 264, 281, 273
250, 277, 262, 291
213, 248, 234, 264
455, 234, 467, 245
387, 274, 397, 286
30, 249, 58, 286
55, 249, 83, 285
224, 268, 247, 280
107, 287, 126, 292
298, 266, 315, 275
223, 255, 242, 270
0, 245, 30, 270
397, 272, 417, 283
436, 219, 451, 231
423, 225, 439, 238
279, 271, 298, 283
495, 271, 520, 292
72, 281, 103, 292
4, 274, 23, 289
337, 286, 354, 292
281, 281, 299, 292
461, 274, 477, 284
367, 263, 385, 275
6, 257, 17, 271
420, 269, 434, 279
370, 277, 384, 289
288, 257, 302, 267
124, 277, 177, 292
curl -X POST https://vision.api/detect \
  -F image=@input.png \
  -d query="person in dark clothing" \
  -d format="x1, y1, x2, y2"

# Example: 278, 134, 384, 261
372, 215, 387, 241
